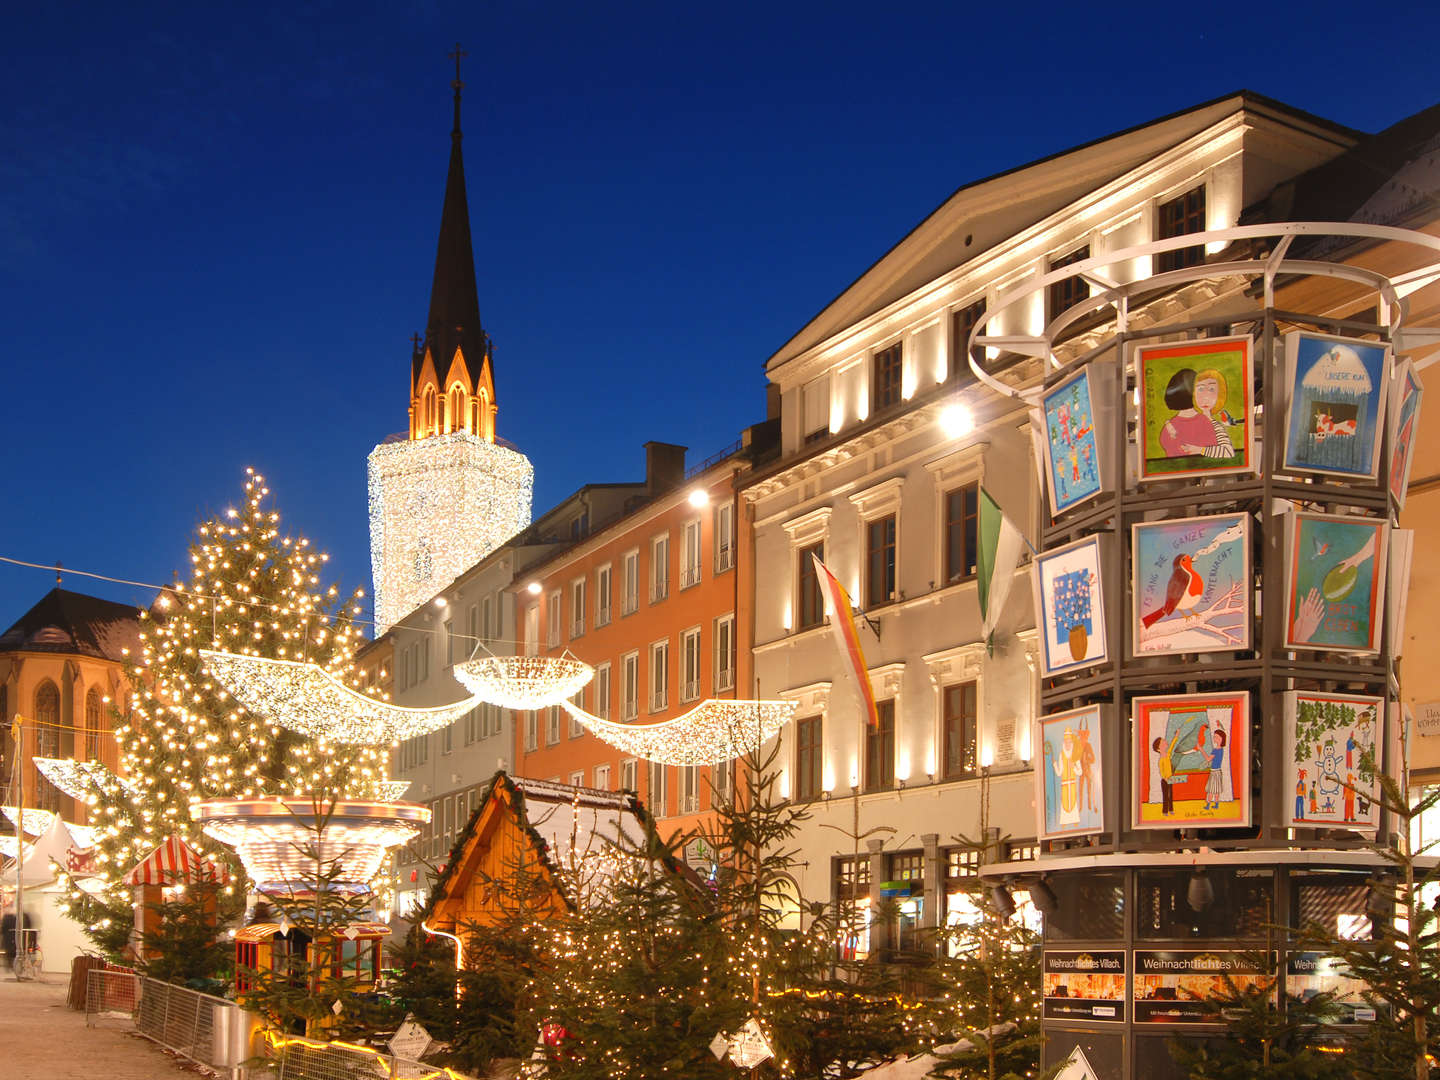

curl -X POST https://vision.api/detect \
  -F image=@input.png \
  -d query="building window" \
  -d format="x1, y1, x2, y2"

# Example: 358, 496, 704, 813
1156, 184, 1206, 274
621, 550, 639, 616
442, 721, 453, 755
525, 712, 539, 752
802, 374, 831, 445
621, 652, 639, 721
872, 341, 903, 412
945, 483, 980, 584
714, 502, 735, 572
798, 541, 825, 630
866, 515, 897, 607
570, 578, 586, 639
680, 627, 702, 703
524, 604, 538, 656
864, 699, 896, 792
680, 765, 700, 814
942, 681, 977, 781
448, 385, 465, 433
649, 761, 668, 817
595, 564, 612, 627
650, 534, 670, 603
443, 618, 455, 666
570, 770, 585, 788
569, 690, 585, 739
620, 758, 638, 793
712, 760, 733, 805
464, 704, 479, 745
650, 640, 669, 713
944, 847, 984, 937
594, 764, 611, 790
465, 602, 479, 655
593, 662, 611, 720
680, 518, 702, 589
1048, 246, 1091, 320
714, 614, 735, 692
796, 715, 823, 801
547, 706, 561, 746
84, 688, 103, 761
950, 297, 986, 381
889, 851, 926, 952
481, 595, 493, 643
836, 856, 871, 961
546, 590, 562, 648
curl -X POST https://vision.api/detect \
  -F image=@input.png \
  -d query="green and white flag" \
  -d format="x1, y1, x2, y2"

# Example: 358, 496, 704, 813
977, 487, 1029, 648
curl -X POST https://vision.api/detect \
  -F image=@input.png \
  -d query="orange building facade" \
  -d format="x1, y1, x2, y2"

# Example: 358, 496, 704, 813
510, 447, 748, 846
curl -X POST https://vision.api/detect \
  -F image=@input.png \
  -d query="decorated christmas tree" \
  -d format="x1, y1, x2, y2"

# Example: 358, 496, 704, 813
63, 469, 390, 953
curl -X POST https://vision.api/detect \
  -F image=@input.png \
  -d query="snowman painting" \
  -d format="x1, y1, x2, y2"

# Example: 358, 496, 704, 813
1285, 692, 1382, 832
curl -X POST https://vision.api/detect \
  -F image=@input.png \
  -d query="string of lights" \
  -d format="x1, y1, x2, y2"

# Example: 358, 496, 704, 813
559, 699, 796, 766
452, 654, 593, 710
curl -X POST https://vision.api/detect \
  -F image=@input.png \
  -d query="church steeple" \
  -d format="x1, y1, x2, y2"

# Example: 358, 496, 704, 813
410, 44, 496, 443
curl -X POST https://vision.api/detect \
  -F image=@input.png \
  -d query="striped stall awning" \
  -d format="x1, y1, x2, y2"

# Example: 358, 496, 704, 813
123, 835, 231, 886
236, 921, 391, 943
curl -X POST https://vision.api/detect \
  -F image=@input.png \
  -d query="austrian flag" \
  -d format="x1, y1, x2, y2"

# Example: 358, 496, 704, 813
810, 554, 881, 728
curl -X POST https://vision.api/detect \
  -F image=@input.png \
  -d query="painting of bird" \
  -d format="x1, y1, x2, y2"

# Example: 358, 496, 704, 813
1311, 538, 1330, 559
1140, 553, 1204, 628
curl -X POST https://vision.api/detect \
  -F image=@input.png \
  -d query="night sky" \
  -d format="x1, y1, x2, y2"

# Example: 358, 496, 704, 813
4, 1, 1438, 629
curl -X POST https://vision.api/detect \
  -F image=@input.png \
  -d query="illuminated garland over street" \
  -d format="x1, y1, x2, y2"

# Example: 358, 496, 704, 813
200, 648, 478, 744
33, 757, 136, 805
559, 699, 796, 766
453, 655, 593, 710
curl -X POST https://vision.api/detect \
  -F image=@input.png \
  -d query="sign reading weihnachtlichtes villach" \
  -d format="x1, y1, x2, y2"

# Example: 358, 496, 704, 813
1132, 951, 1275, 1023
1042, 951, 1126, 1022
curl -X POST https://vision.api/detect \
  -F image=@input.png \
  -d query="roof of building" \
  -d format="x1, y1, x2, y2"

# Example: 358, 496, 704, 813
414, 69, 490, 393
0, 587, 142, 662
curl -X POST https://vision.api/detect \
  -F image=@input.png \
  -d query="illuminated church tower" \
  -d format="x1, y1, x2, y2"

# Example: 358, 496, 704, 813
368, 53, 534, 633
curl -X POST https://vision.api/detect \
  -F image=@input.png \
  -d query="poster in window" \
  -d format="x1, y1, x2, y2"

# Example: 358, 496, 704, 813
1032, 535, 1108, 677
1286, 952, 1377, 1024
1283, 513, 1387, 654
1043, 951, 1126, 1022
1040, 366, 1105, 515
1132, 691, 1250, 830
1388, 358, 1424, 509
1284, 692, 1382, 833
1136, 335, 1255, 481
1131, 513, 1250, 657
1132, 951, 1275, 1023
1036, 705, 1105, 840
1282, 330, 1390, 480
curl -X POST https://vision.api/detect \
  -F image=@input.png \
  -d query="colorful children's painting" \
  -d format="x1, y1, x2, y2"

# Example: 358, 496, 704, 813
1284, 513, 1388, 654
1037, 706, 1105, 840
1041, 367, 1104, 515
1133, 691, 1250, 829
1131, 513, 1250, 656
1283, 331, 1390, 479
1388, 358, 1424, 509
1136, 336, 1254, 481
1284, 692, 1382, 833
1032, 536, 1108, 677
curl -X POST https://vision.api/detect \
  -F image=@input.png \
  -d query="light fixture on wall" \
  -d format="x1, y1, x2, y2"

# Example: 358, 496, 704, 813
1187, 869, 1215, 913
988, 883, 1016, 920
1029, 875, 1059, 917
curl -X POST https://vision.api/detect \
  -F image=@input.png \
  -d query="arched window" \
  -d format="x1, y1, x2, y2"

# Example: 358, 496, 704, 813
477, 388, 491, 441
422, 386, 438, 436
449, 386, 466, 434
470, 399, 481, 436
85, 687, 103, 761
33, 680, 60, 810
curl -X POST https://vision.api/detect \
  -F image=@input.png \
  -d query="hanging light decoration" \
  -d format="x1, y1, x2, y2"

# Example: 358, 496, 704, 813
33, 758, 136, 804
1, 806, 57, 836
194, 797, 429, 891
453, 654, 593, 710
560, 699, 796, 766
199, 648, 477, 744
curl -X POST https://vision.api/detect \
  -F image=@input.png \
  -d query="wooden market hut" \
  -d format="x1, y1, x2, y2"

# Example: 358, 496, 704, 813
122, 835, 229, 959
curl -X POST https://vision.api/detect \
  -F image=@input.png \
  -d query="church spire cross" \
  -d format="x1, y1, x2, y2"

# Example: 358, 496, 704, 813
448, 42, 467, 138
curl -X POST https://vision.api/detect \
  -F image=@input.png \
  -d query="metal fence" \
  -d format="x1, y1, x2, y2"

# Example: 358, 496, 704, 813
263, 1034, 476, 1080
84, 968, 140, 1029
135, 976, 226, 1066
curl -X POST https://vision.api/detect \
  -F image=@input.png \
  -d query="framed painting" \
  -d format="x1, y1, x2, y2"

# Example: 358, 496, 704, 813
1041, 366, 1104, 515
1036, 705, 1105, 840
1388, 358, 1424, 509
1283, 513, 1387, 654
1132, 691, 1250, 830
1135, 335, 1254, 481
1283, 691, 1382, 833
1282, 330, 1390, 480
1131, 513, 1250, 656
1032, 535, 1108, 677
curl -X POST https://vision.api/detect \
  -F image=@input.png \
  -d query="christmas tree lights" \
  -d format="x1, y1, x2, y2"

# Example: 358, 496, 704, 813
199, 648, 478, 744
558, 699, 796, 765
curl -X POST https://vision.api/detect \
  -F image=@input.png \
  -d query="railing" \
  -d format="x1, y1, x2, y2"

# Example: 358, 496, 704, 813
714, 543, 734, 573
620, 591, 639, 616
569, 618, 585, 639
715, 667, 735, 692
265, 1029, 478, 1080
649, 577, 669, 604
680, 563, 701, 589
650, 689, 668, 713
594, 604, 611, 627
621, 700, 638, 721
681, 678, 700, 703
85, 967, 140, 1028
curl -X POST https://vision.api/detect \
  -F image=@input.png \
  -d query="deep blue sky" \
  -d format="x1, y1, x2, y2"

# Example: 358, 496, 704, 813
3, 1, 1437, 629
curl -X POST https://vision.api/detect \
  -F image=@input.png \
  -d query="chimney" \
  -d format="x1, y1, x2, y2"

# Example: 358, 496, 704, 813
644, 441, 688, 494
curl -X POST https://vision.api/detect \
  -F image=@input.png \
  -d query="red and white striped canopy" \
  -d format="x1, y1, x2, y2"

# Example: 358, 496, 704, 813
123, 835, 230, 886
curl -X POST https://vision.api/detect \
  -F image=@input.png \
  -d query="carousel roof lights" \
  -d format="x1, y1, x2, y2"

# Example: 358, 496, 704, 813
453, 654, 594, 710
560, 698, 796, 766
199, 648, 478, 745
